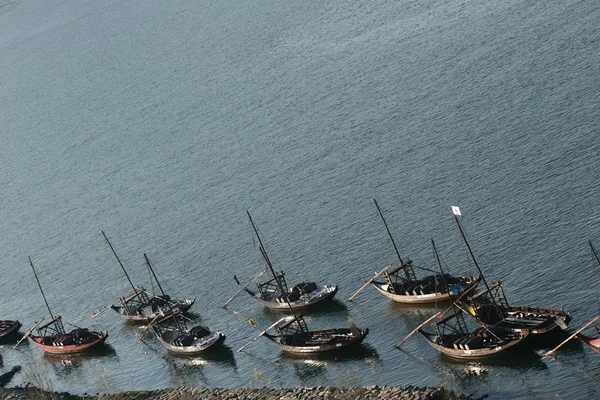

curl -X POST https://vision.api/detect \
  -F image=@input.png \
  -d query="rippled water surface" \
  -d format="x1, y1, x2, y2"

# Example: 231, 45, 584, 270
1, 0, 600, 398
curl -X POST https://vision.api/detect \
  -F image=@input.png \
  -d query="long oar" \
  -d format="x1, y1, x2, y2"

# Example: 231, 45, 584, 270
546, 314, 600, 356
348, 264, 392, 301
394, 281, 480, 348
137, 310, 182, 342
237, 316, 292, 353
222, 269, 267, 308
395, 312, 441, 349
89, 299, 125, 320
14, 317, 45, 349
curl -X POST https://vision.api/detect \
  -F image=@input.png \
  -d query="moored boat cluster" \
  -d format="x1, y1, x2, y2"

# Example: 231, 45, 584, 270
1, 203, 598, 371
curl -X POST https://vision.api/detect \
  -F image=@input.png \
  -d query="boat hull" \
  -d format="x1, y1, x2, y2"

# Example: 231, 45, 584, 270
30, 332, 108, 354
371, 279, 478, 304
504, 306, 571, 336
264, 328, 368, 355
0, 320, 22, 344
419, 329, 527, 360
469, 305, 571, 341
245, 285, 338, 310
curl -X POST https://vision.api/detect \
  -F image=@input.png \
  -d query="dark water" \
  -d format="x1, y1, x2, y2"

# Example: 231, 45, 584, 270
1, 0, 599, 398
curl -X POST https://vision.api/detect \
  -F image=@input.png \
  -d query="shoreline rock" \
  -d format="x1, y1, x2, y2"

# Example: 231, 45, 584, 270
0, 385, 483, 399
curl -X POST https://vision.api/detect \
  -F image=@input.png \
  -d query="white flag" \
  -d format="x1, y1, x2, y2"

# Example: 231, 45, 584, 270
451, 206, 462, 216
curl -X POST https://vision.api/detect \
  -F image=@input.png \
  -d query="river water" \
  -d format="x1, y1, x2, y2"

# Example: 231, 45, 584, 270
1, 0, 599, 398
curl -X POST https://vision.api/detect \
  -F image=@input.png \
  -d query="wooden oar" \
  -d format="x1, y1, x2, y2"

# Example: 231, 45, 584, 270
546, 314, 600, 356
14, 317, 45, 349
222, 269, 267, 308
237, 316, 293, 353
89, 300, 123, 320
395, 312, 441, 349
137, 311, 177, 342
90, 288, 146, 320
348, 264, 392, 301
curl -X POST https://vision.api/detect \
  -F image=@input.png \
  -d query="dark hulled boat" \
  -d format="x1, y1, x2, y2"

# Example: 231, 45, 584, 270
96, 231, 195, 323
416, 241, 528, 360
238, 211, 368, 355
242, 212, 337, 310
262, 315, 368, 355
463, 281, 570, 338
0, 320, 22, 344
26, 257, 108, 354
107, 287, 195, 323
452, 207, 570, 341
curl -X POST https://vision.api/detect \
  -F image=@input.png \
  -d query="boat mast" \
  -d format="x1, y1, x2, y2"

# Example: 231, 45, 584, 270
373, 199, 415, 282
247, 211, 306, 331
374, 199, 405, 265
247, 211, 285, 294
144, 253, 167, 299
590, 241, 600, 316
453, 214, 504, 316
28, 257, 60, 329
144, 253, 185, 332
591, 241, 600, 267
430, 240, 467, 335
102, 230, 145, 300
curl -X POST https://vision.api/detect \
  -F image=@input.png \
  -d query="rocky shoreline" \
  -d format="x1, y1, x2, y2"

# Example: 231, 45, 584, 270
0, 385, 481, 400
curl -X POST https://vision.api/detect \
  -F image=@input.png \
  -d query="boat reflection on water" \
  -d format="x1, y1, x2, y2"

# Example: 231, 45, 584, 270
291, 360, 327, 385
264, 299, 349, 317
42, 344, 117, 367
440, 349, 547, 373
389, 300, 448, 316
164, 345, 237, 387
281, 344, 379, 386
172, 345, 237, 368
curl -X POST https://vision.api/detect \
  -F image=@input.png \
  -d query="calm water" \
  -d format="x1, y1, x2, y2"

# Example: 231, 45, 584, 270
1, 0, 600, 398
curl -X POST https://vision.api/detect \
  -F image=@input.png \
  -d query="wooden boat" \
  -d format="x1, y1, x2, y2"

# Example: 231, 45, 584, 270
0, 320, 22, 344
419, 313, 529, 360
151, 317, 226, 355
29, 317, 108, 354
370, 267, 479, 304
238, 213, 369, 355
350, 200, 478, 304
95, 231, 195, 323
452, 207, 570, 340
408, 241, 528, 360
242, 212, 337, 310
107, 288, 195, 323
262, 315, 368, 355
25, 257, 108, 354
244, 274, 338, 311
464, 282, 570, 337
142, 258, 226, 355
